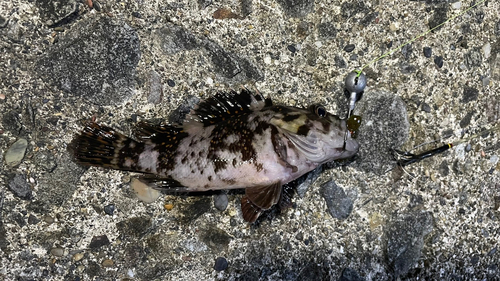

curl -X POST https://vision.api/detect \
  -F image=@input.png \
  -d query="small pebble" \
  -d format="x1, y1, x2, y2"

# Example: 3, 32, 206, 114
102, 259, 114, 267
423, 47, 432, 58
164, 203, 174, 211
465, 143, 472, 152
214, 257, 228, 271
490, 155, 499, 165
73, 252, 85, 262
287, 44, 296, 53
104, 204, 115, 215
167, 79, 175, 87
421, 102, 431, 113
343, 44, 355, 52
483, 42, 491, 59
434, 56, 444, 68
213, 193, 228, 211
5, 138, 28, 166
131, 178, 161, 203
451, 1, 462, 9
93, 0, 101, 11
8, 174, 32, 200
50, 248, 64, 257
89, 235, 110, 249
43, 215, 55, 224
0, 93, 5, 100
28, 214, 40, 225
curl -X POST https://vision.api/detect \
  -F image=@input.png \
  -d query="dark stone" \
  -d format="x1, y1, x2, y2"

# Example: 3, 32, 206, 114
35, 0, 79, 26
344, 44, 355, 52
423, 47, 432, 58
495, 20, 500, 36
36, 17, 140, 106
334, 55, 346, 68
86, 261, 101, 278
462, 86, 479, 103
317, 22, 337, 39
401, 43, 412, 60
179, 197, 211, 223
459, 111, 474, 128
214, 257, 228, 271
386, 211, 433, 277
464, 48, 482, 68
203, 41, 264, 82
275, 0, 314, 18
295, 232, 303, 241
213, 193, 228, 211
0, 15, 7, 28
241, 0, 253, 17
153, 24, 199, 55
8, 174, 32, 200
341, 1, 369, 19
428, 4, 448, 32
320, 180, 353, 220
434, 56, 443, 68
339, 267, 365, 281
287, 44, 296, 53
354, 91, 409, 174
2, 110, 22, 136
296, 261, 327, 280
89, 235, 110, 249
28, 214, 40, 225
117, 217, 152, 238
421, 102, 431, 113
199, 225, 232, 250
167, 79, 175, 87
104, 204, 115, 215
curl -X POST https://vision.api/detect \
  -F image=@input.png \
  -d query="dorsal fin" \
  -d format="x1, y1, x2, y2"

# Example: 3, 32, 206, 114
183, 89, 272, 131
134, 121, 185, 141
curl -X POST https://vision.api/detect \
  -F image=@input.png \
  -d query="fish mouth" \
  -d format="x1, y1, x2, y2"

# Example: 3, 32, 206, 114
340, 138, 359, 157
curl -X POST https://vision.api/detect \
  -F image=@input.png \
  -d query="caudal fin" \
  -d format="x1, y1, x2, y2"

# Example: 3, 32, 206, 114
69, 122, 144, 171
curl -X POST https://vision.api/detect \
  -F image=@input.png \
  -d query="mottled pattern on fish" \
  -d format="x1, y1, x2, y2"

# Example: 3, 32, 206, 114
70, 90, 359, 222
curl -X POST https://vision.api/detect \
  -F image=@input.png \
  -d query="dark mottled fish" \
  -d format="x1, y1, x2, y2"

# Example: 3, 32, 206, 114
70, 90, 359, 222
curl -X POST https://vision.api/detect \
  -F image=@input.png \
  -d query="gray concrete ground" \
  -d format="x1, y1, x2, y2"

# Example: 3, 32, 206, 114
1, 0, 499, 280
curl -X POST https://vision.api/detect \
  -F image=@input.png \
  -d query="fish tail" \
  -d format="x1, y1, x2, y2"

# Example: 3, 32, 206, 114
69, 122, 145, 171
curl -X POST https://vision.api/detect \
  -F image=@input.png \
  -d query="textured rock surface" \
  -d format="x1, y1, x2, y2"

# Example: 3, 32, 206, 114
0, 0, 499, 280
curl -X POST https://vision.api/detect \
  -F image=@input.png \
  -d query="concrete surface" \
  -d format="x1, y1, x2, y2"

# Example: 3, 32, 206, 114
0, 0, 499, 280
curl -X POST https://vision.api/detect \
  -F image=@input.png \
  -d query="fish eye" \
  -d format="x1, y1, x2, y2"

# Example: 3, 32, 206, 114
310, 104, 327, 117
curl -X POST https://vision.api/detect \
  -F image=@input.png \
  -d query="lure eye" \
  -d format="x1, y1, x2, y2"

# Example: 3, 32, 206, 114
310, 104, 327, 117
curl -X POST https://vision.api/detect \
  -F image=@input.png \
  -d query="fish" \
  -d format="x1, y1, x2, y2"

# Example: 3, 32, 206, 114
70, 89, 359, 222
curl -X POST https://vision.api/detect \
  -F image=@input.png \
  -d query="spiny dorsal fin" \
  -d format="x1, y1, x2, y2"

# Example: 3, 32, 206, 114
183, 89, 272, 131
134, 121, 186, 142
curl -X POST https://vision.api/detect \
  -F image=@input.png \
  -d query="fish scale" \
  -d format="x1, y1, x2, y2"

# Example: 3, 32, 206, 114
70, 90, 359, 222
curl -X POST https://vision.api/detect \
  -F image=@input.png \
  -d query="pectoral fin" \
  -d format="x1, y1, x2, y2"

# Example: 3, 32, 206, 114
241, 181, 282, 222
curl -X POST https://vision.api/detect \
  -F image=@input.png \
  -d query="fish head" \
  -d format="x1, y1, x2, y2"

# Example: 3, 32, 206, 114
271, 104, 359, 164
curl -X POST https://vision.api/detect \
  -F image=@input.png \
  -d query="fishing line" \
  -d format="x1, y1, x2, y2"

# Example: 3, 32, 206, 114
340, 0, 494, 169
352, 0, 488, 77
